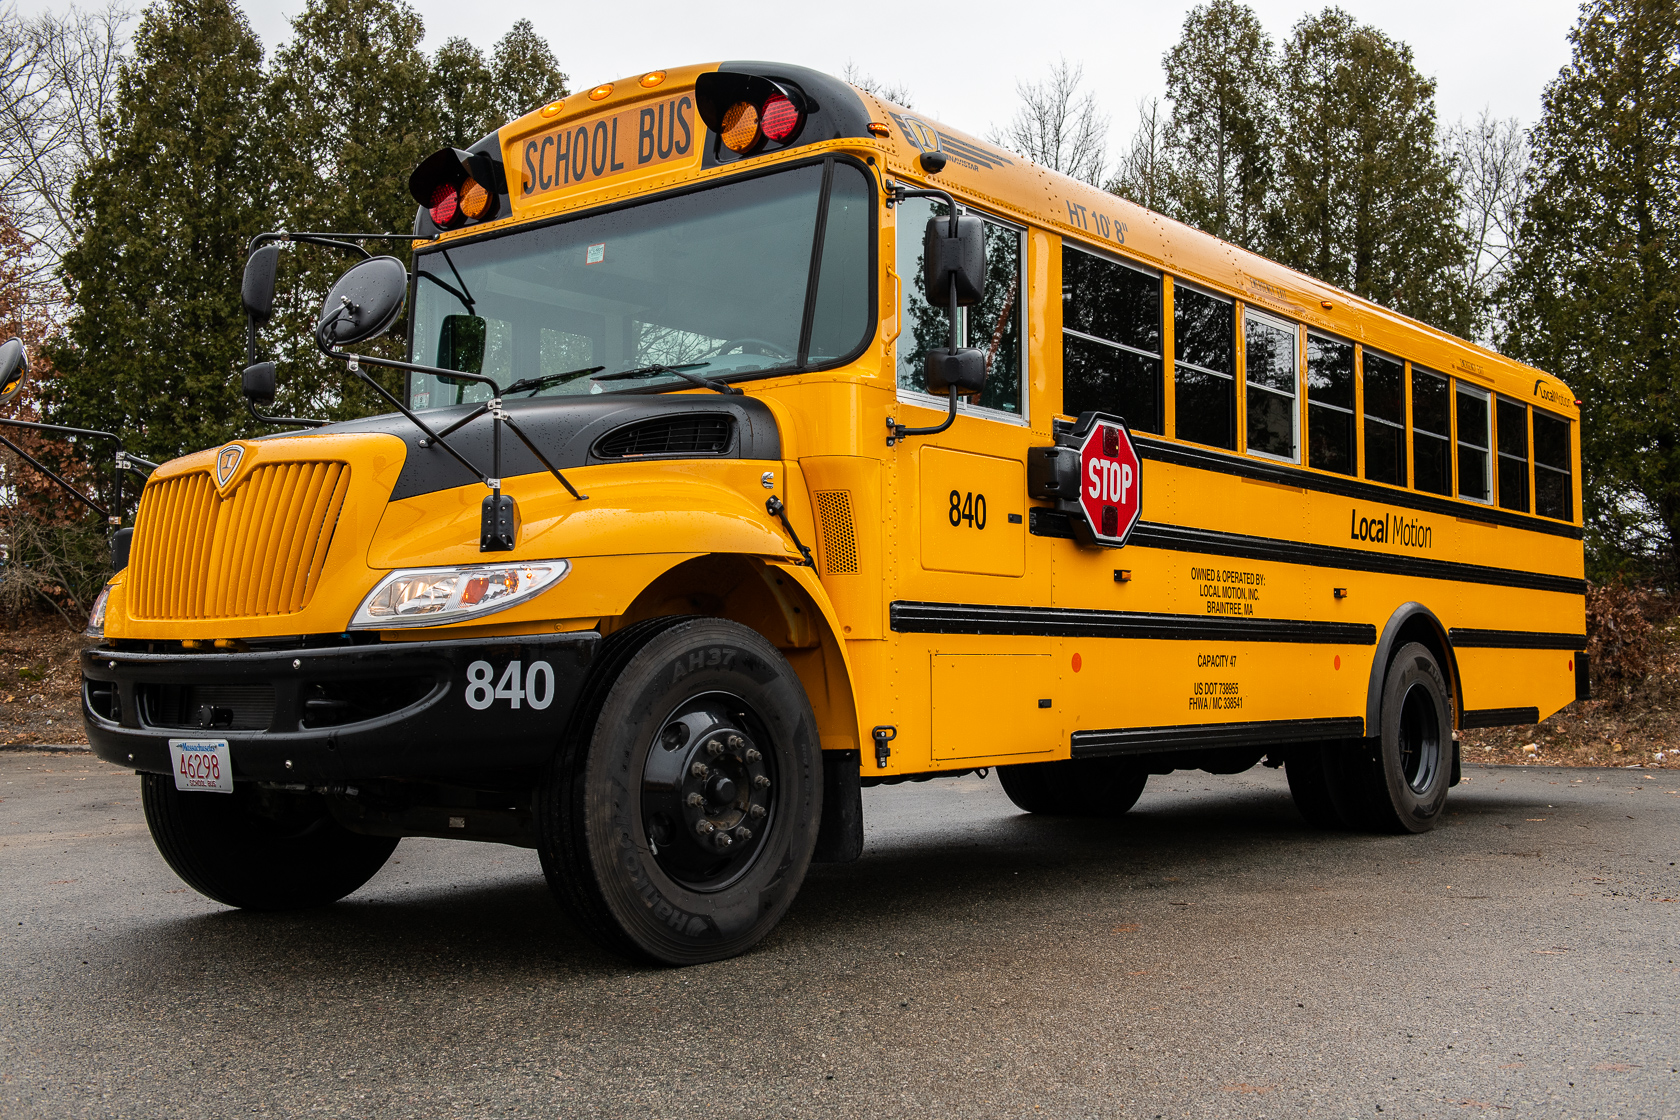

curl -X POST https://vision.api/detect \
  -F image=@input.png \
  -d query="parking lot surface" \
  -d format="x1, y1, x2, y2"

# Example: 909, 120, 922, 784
2, 751, 1676, 1119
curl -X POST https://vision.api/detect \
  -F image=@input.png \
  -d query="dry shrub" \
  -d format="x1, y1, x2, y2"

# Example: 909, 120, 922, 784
0, 512, 108, 627
1586, 580, 1655, 704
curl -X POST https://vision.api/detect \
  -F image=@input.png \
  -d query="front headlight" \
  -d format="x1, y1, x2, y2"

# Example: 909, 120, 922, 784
348, 560, 571, 630
87, 583, 112, 637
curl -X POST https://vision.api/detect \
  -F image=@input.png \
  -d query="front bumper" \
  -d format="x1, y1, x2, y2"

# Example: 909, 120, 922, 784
82, 633, 599, 785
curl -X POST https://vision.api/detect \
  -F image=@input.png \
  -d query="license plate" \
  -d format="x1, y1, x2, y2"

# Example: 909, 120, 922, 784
168, 739, 233, 793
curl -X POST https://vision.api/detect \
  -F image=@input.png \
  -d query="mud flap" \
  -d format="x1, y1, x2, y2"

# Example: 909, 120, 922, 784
812, 749, 863, 863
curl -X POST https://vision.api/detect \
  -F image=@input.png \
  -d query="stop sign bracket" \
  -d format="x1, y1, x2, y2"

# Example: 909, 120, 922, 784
1025, 411, 1142, 549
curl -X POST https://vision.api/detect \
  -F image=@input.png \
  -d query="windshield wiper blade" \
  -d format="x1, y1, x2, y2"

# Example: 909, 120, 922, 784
504, 365, 606, 396
590, 362, 741, 395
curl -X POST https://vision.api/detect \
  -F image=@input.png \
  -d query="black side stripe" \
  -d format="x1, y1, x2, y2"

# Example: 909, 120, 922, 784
890, 601, 1376, 645
1126, 521, 1586, 595
1134, 435, 1584, 541
1071, 717, 1365, 757
1460, 706, 1540, 729
1448, 628, 1587, 650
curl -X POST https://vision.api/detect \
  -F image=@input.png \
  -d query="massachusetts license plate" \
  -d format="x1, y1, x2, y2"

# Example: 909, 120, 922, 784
168, 739, 233, 793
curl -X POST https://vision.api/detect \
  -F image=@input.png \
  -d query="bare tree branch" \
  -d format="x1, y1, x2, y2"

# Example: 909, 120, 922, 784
988, 58, 1108, 186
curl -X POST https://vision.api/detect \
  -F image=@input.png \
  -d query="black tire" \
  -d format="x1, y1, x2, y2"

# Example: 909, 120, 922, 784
996, 757, 1148, 817
1322, 642, 1454, 834
1284, 746, 1347, 829
536, 617, 823, 965
141, 776, 398, 910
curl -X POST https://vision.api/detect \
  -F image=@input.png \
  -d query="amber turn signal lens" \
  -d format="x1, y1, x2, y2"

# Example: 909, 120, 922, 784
720, 100, 760, 153
588, 83, 613, 101
760, 94, 800, 141
458, 177, 491, 219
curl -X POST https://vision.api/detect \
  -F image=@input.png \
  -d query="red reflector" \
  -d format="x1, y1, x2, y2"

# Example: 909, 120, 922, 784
428, 182, 458, 226
760, 94, 800, 141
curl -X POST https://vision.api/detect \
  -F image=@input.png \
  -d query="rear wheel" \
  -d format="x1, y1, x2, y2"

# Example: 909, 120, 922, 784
1284, 746, 1347, 829
141, 777, 397, 909
996, 757, 1148, 817
536, 617, 823, 965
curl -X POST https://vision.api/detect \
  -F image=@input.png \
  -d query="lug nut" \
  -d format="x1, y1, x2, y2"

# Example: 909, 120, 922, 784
713, 831, 733, 849
744, 748, 761, 763
734, 826, 752, 842
753, 775, 771, 790
695, 819, 715, 835
686, 792, 704, 807
728, 734, 744, 750
706, 739, 723, 757
690, 761, 709, 778
749, 804, 766, 819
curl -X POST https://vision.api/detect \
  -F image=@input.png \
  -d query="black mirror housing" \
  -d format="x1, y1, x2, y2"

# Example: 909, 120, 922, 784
242, 245, 280, 323
242, 361, 276, 405
439, 315, 487, 376
0, 336, 29, 405
923, 213, 985, 308
316, 256, 408, 348
109, 526, 133, 571
924, 347, 987, 395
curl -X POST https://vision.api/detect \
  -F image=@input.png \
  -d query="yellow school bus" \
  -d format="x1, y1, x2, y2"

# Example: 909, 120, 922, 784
80, 62, 1586, 964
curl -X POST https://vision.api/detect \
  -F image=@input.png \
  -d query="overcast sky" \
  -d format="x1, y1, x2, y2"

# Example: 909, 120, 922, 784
204, 2, 1587, 156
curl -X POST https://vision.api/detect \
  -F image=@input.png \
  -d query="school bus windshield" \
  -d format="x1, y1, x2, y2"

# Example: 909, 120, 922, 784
409, 159, 873, 406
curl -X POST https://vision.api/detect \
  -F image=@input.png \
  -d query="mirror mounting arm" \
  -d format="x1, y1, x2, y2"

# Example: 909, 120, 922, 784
245, 396, 330, 430
0, 430, 109, 520
884, 182, 963, 237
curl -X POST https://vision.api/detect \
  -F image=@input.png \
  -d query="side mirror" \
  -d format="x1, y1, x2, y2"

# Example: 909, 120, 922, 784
316, 256, 408, 348
242, 361, 276, 405
925, 348, 987, 395
438, 314, 487, 375
242, 245, 280, 323
922, 213, 985, 308
0, 336, 28, 406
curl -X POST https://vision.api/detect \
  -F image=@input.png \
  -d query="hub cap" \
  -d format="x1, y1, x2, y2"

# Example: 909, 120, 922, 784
1397, 682, 1442, 794
640, 693, 775, 891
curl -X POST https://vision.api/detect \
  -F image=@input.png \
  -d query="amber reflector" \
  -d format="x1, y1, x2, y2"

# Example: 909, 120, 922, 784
760, 94, 799, 141
588, 83, 613, 101
428, 182, 458, 225
640, 71, 666, 88
459, 178, 491, 219
720, 101, 760, 153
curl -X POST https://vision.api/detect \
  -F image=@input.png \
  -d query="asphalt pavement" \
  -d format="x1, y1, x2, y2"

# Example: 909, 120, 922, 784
2, 751, 1677, 1119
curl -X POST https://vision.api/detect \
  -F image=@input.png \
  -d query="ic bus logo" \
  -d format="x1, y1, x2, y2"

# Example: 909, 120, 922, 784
899, 116, 940, 156
215, 443, 244, 490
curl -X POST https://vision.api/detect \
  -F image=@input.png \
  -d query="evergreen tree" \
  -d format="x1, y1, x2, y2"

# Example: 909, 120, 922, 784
47, 0, 266, 463
1499, 0, 1680, 577
264, 0, 434, 421
1268, 8, 1473, 335
431, 36, 495, 150
488, 19, 567, 125
1158, 0, 1274, 248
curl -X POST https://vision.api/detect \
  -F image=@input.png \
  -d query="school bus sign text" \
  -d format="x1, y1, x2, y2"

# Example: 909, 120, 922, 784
519, 95, 697, 200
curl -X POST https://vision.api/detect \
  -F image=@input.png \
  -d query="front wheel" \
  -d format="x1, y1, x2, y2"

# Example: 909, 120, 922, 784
536, 617, 823, 965
141, 777, 398, 909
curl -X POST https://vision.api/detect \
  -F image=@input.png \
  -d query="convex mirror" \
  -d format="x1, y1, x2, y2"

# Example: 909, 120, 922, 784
0, 336, 30, 406
922, 213, 984, 308
242, 245, 280, 323
438, 314, 487, 375
317, 256, 408, 348
242, 360, 276, 405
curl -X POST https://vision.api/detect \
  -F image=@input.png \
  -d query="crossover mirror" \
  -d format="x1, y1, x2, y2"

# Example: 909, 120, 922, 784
242, 245, 280, 323
316, 255, 408, 347
242, 361, 276, 405
438, 314, 487, 376
0, 336, 29, 406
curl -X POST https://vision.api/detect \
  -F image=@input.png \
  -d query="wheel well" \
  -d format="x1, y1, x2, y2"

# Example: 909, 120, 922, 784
608, 554, 861, 753
1366, 604, 1462, 733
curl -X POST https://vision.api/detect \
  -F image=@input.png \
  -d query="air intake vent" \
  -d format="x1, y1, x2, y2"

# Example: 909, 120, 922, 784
594, 416, 734, 459
813, 490, 858, 574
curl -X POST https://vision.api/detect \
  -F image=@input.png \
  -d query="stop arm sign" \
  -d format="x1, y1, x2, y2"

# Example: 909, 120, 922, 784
1077, 418, 1142, 546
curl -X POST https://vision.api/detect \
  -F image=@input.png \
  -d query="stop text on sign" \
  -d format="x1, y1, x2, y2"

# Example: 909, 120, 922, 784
1087, 458, 1134, 504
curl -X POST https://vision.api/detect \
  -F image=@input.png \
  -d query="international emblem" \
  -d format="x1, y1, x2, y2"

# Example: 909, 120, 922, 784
215, 444, 244, 489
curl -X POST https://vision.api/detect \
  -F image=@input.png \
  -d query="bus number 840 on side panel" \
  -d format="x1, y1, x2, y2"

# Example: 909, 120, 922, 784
948, 490, 988, 530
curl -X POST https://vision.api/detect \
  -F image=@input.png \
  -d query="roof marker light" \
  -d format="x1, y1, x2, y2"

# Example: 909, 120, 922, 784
588, 83, 613, 101
540, 101, 565, 117
640, 71, 666, 88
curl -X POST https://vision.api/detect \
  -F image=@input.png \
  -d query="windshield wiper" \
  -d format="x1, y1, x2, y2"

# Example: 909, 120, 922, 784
503, 365, 606, 396
590, 362, 741, 395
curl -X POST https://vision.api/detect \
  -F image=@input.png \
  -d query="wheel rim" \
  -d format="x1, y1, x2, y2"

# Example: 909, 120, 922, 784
1396, 682, 1442, 794
639, 691, 777, 892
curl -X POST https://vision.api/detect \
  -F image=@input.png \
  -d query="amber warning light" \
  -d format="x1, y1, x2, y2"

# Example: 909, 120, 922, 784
409, 147, 504, 231
695, 72, 806, 157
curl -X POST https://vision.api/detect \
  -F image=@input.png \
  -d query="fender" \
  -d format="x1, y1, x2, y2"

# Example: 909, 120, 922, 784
1366, 601, 1463, 733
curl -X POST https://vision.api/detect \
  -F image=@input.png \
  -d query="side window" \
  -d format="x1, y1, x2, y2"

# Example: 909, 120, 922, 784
1244, 310, 1298, 461
806, 163, 873, 363
1533, 410, 1573, 520
1173, 285, 1235, 449
1306, 333, 1355, 475
1496, 398, 1529, 512
1362, 350, 1407, 486
1456, 383, 1491, 502
896, 198, 1023, 416
1411, 368, 1451, 495
1062, 246, 1163, 433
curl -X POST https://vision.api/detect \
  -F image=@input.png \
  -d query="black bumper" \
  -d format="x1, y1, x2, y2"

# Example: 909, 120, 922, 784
82, 633, 600, 784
